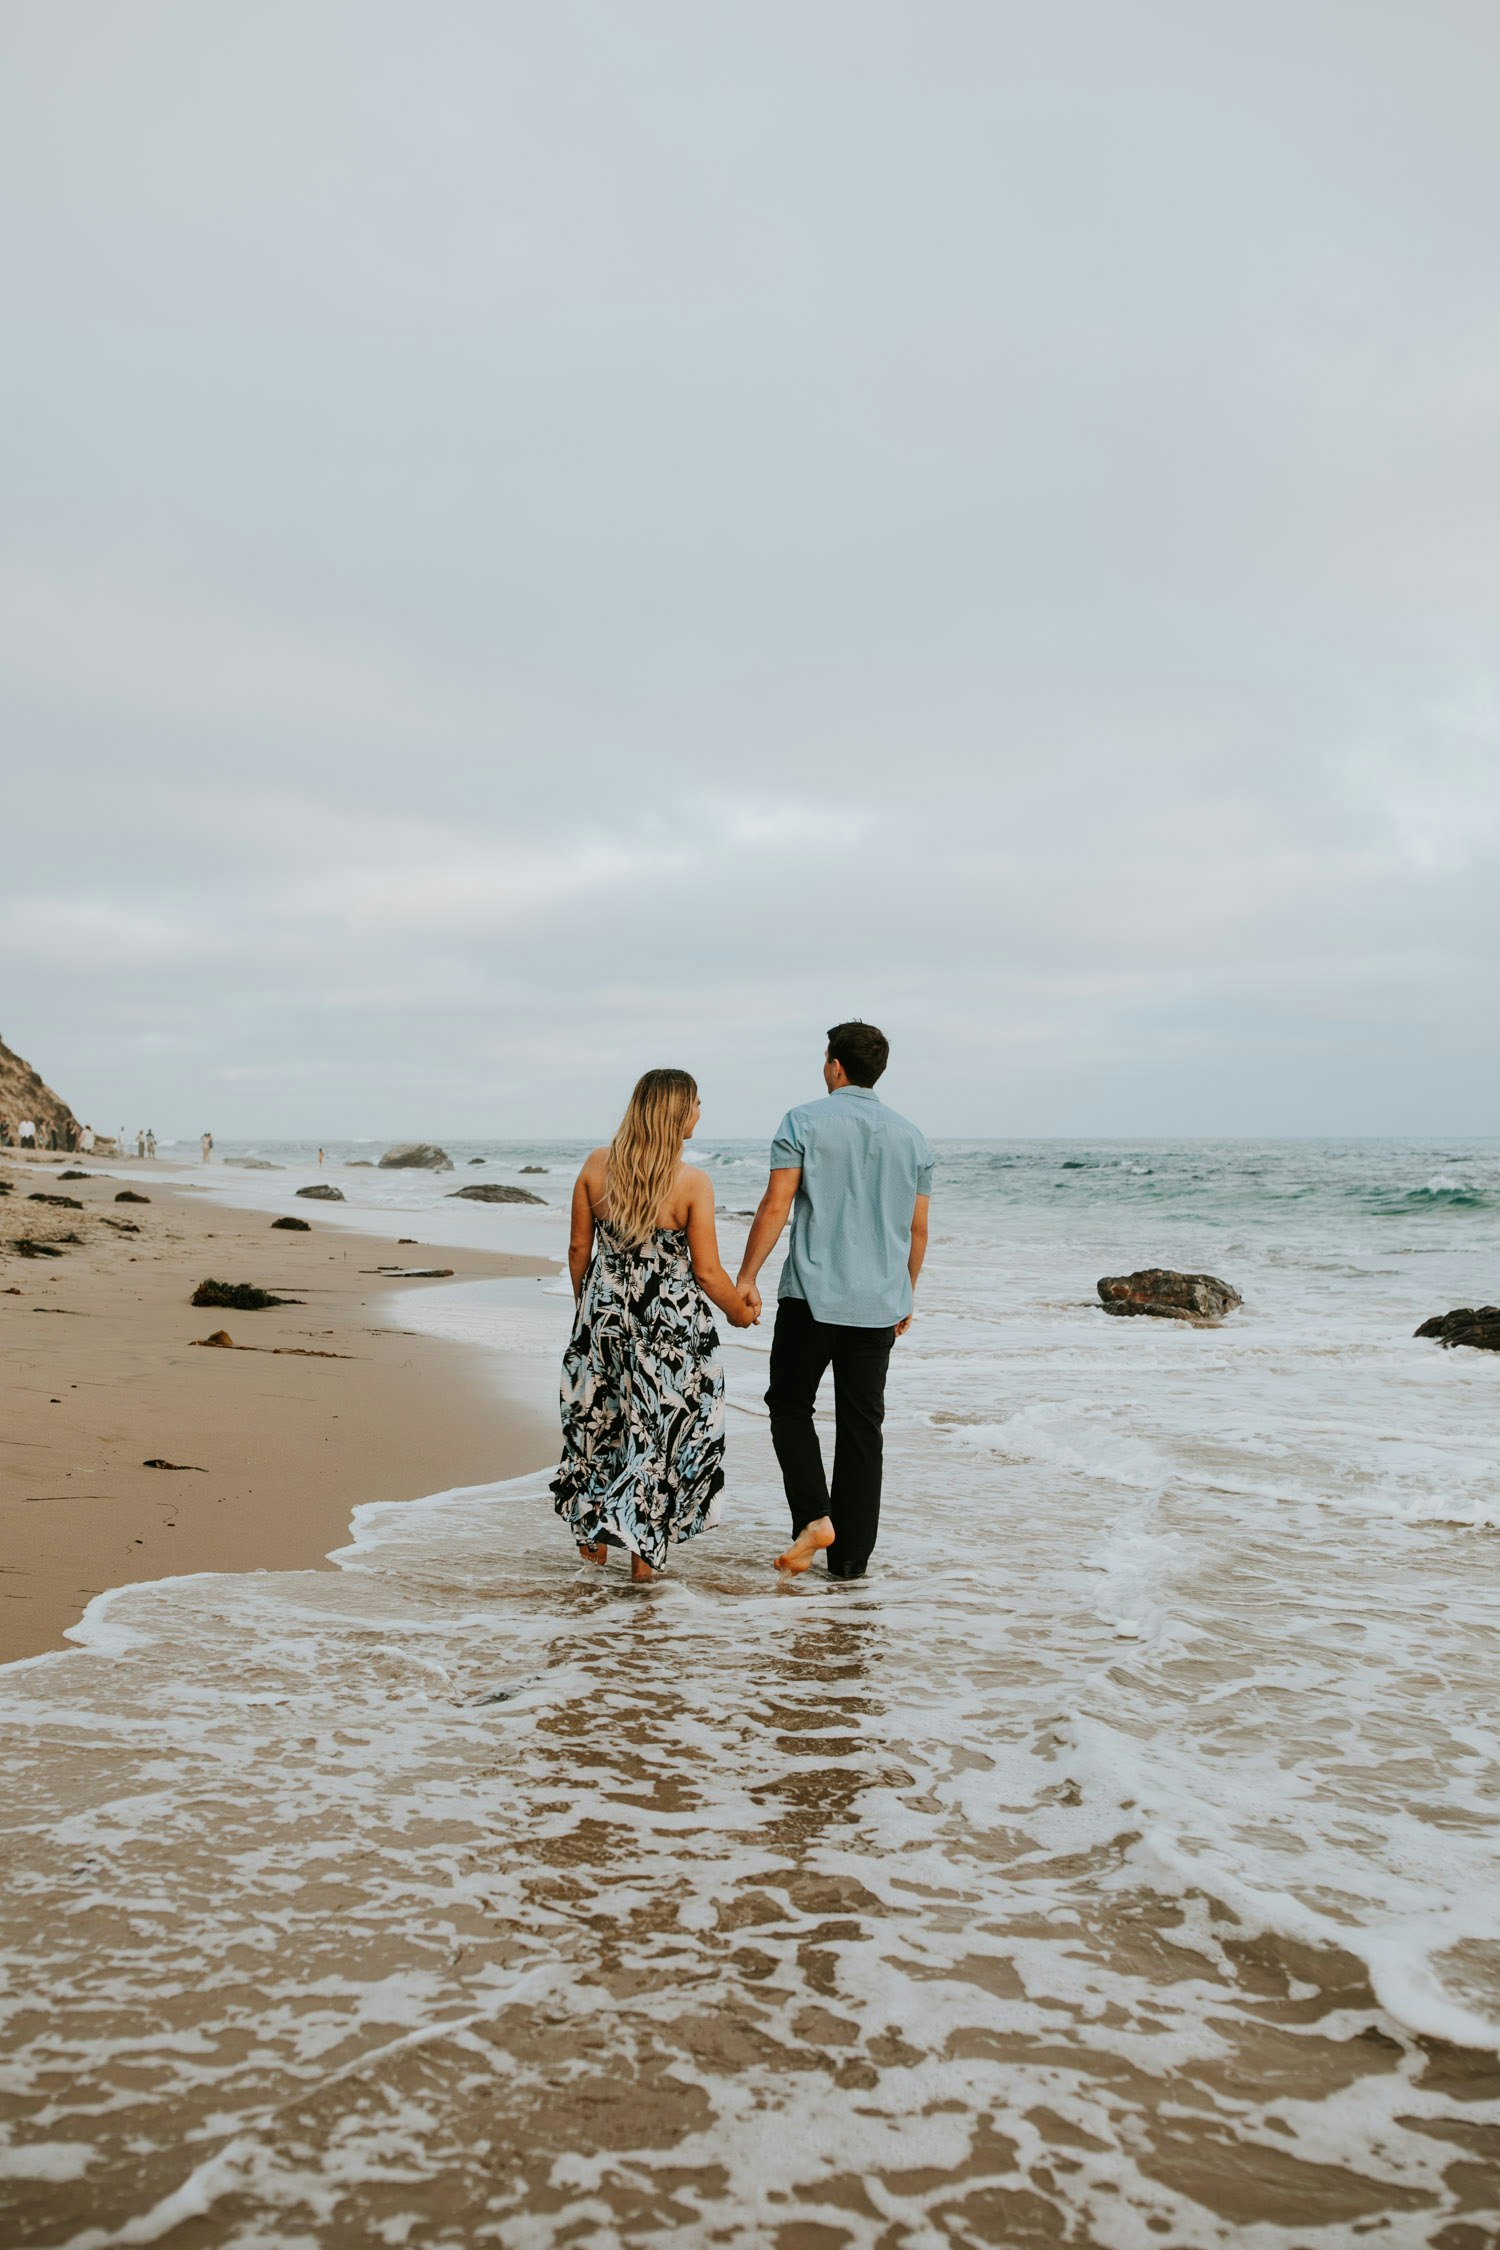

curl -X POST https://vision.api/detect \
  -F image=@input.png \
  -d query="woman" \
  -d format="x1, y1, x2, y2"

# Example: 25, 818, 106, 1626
551, 1068, 756, 1582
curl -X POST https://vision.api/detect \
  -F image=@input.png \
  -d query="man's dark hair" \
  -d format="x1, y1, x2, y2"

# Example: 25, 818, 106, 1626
827, 1020, 889, 1087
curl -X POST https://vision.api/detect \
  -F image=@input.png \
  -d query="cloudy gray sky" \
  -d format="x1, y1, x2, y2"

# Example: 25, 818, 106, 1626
3, 1, 1498, 1139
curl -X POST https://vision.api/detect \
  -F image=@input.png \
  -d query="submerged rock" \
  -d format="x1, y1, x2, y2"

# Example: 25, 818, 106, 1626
224, 1158, 283, 1170
296, 1184, 344, 1201
348, 1160, 374, 1167
520, 1165, 547, 1174
1415, 1307, 1500, 1353
448, 1183, 545, 1205
379, 1143, 452, 1171
1097, 1268, 1242, 1323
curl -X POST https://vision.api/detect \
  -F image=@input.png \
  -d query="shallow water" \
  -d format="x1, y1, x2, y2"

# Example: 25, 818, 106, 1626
4, 1139, 1500, 2243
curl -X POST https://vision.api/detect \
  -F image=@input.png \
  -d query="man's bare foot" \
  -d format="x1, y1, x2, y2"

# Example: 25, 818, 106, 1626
774, 1516, 835, 1574
630, 1553, 657, 1584
578, 1541, 607, 1566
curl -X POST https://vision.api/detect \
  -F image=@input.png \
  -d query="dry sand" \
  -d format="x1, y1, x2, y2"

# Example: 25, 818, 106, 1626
0, 1155, 557, 1666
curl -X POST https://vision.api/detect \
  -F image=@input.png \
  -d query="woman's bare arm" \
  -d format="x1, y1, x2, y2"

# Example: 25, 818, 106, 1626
567, 1153, 604, 1302
684, 1172, 755, 1327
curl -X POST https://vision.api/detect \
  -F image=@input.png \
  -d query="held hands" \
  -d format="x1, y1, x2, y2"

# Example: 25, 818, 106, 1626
739, 1280, 762, 1326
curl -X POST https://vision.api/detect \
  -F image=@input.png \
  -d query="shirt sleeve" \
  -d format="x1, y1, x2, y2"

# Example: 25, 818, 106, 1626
769, 1109, 805, 1171
916, 1135, 934, 1197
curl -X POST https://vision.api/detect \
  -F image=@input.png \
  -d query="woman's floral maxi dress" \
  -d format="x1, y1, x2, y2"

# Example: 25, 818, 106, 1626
551, 1225, 725, 1567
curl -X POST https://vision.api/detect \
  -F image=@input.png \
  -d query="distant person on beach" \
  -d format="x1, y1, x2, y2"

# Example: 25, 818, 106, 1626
551, 1068, 756, 1583
738, 1021, 932, 1582
201, 1132, 213, 1163
19, 1119, 35, 1154
136, 1129, 145, 1158
81, 1125, 94, 1155
145, 1128, 156, 1159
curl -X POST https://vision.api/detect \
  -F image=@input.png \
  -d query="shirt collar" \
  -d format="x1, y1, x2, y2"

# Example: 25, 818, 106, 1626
831, 1086, 880, 1101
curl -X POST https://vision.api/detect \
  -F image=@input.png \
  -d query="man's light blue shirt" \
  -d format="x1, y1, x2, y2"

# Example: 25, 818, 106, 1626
771, 1087, 934, 1328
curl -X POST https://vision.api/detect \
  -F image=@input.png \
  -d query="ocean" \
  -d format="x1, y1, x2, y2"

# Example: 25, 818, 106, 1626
4, 1137, 1499, 2244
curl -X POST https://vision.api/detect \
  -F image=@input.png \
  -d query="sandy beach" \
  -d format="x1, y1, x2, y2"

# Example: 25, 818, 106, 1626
0, 1154, 557, 1667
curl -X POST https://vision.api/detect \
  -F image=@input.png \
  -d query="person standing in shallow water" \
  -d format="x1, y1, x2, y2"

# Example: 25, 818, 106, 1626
551, 1069, 757, 1583
737, 1022, 933, 1581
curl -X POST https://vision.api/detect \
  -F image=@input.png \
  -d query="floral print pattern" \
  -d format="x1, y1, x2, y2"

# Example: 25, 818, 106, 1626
551, 1226, 725, 1567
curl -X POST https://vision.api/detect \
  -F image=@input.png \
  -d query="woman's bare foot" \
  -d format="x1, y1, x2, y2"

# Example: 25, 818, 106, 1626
578, 1541, 608, 1566
630, 1552, 657, 1584
774, 1516, 835, 1574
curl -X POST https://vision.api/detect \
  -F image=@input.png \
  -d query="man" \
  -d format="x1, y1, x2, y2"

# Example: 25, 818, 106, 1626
737, 1021, 932, 1581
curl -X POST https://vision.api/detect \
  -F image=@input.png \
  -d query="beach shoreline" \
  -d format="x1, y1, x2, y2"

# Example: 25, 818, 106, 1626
0, 1154, 560, 1667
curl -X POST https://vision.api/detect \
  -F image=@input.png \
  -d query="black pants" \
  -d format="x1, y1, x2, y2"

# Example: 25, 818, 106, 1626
765, 1297, 895, 1579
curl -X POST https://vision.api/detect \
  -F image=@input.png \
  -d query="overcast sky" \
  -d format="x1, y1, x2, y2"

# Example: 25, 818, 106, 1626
3, 1, 1498, 1140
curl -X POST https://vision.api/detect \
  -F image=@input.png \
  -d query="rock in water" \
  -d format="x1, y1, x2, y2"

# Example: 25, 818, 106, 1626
1415, 1307, 1500, 1353
1097, 1269, 1242, 1323
272, 1216, 312, 1230
520, 1165, 547, 1174
447, 1183, 545, 1205
378, 1144, 452, 1171
296, 1184, 345, 1201
223, 1158, 283, 1170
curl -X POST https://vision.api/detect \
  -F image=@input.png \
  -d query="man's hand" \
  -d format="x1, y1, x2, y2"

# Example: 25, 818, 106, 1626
893, 1312, 913, 1338
739, 1282, 762, 1324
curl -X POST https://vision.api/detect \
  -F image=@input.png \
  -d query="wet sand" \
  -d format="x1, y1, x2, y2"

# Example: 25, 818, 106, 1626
0, 1155, 557, 1666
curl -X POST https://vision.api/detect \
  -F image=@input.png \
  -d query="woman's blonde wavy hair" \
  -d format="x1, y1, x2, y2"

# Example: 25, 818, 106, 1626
604, 1068, 698, 1248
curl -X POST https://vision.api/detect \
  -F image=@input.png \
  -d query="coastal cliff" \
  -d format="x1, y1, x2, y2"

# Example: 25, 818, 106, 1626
0, 1034, 79, 1140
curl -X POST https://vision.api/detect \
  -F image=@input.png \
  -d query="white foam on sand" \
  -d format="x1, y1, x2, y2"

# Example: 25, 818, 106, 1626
6, 1139, 1500, 2242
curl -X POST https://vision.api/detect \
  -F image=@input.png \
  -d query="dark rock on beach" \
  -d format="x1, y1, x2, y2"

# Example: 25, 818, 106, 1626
116, 1190, 150, 1204
191, 1279, 300, 1310
29, 1193, 83, 1209
272, 1215, 312, 1230
1097, 1268, 1242, 1323
1415, 1307, 1500, 1353
448, 1183, 545, 1206
379, 1144, 452, 1171
296, 1184, 345, 1201
12, 1239, 65, 1258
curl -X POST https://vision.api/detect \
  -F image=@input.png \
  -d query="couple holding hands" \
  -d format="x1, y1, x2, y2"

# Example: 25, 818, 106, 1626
550, 1021, 933, 1583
